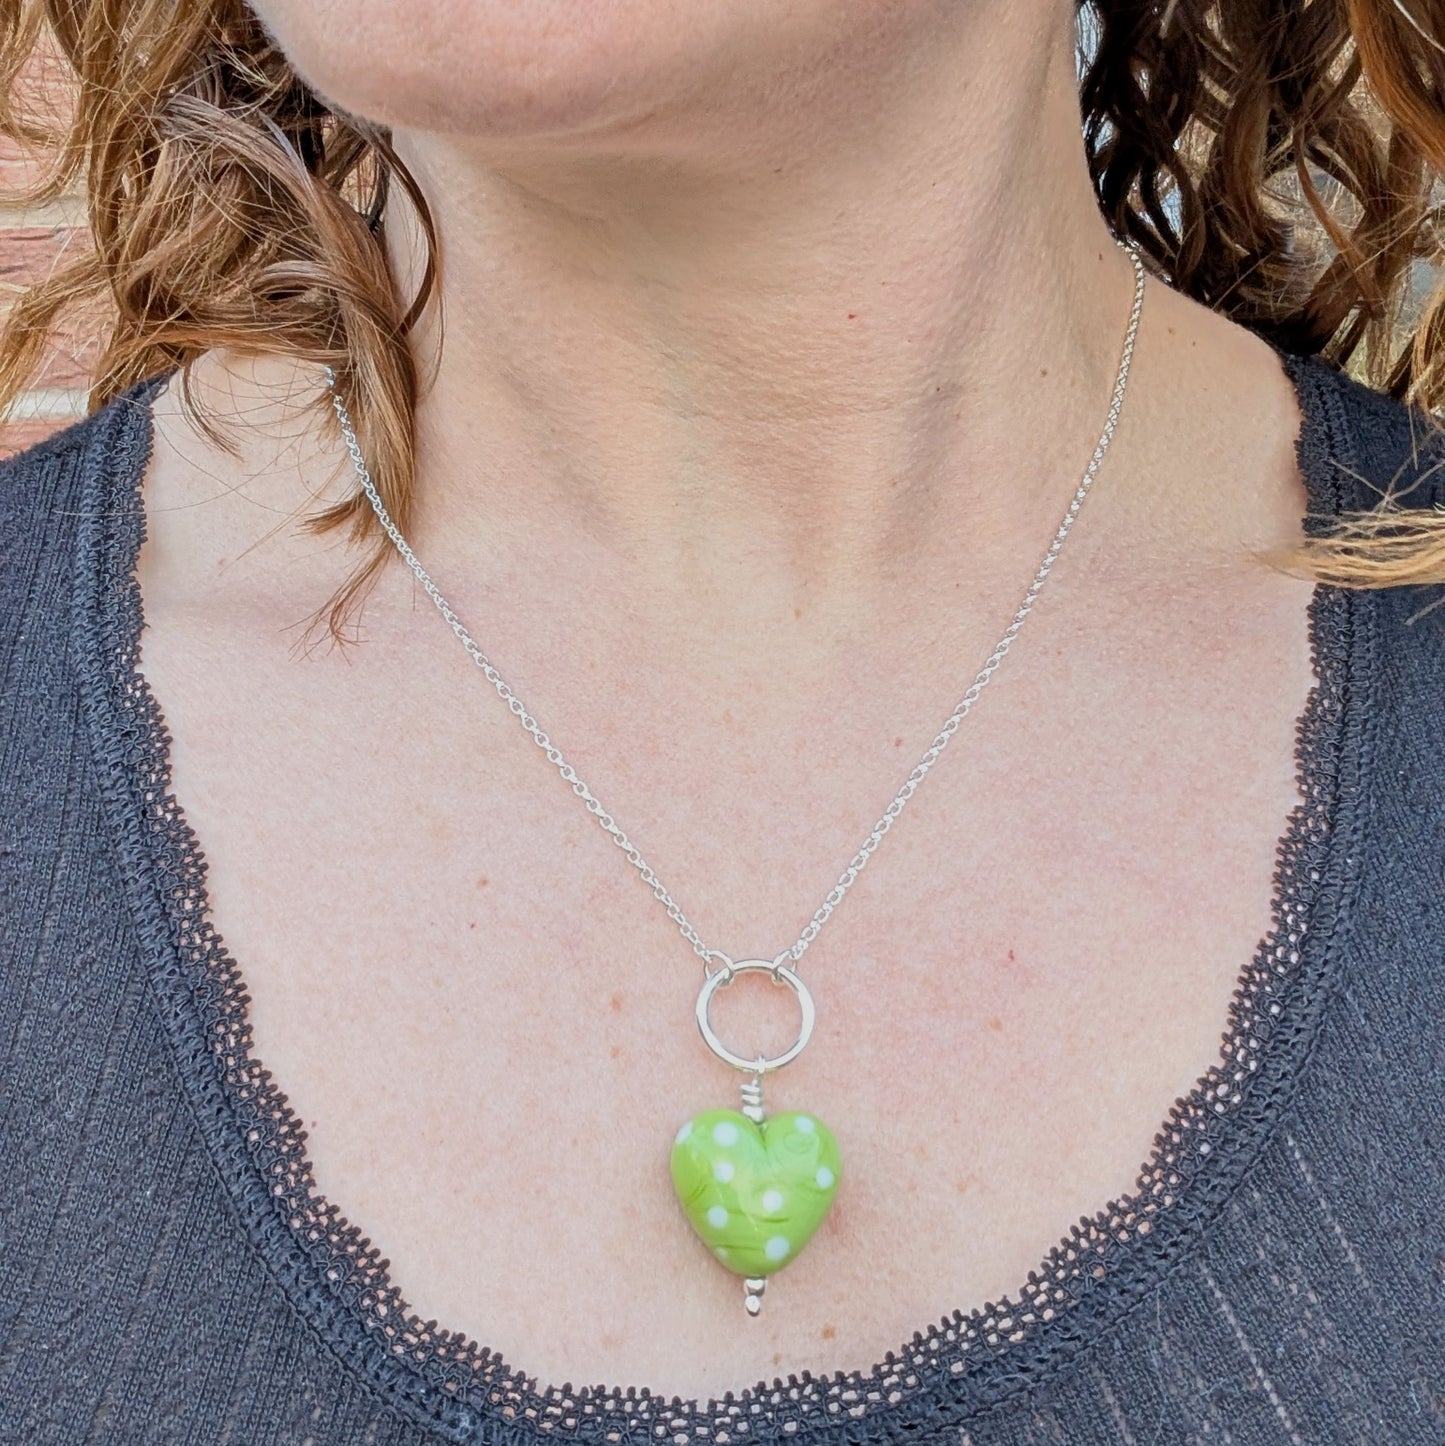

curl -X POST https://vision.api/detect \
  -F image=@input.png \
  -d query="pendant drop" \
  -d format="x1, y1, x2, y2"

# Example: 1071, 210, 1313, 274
675, 953, 841, 1313
669, 1071, 842, 1315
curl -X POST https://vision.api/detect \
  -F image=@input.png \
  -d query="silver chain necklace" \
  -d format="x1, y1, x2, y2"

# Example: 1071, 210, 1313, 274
323, 237, 1146, 1315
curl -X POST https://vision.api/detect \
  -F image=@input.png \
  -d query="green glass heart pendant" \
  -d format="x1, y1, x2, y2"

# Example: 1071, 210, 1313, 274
671, 1107, 841, 1293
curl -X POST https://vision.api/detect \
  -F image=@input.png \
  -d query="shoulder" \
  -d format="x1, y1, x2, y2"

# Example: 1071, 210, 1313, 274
0, 405, 108, 561
1280, 350, 1445, 515
1282, 355, 1445, 833
0, 381, 161, 574
0, 376, 167, 633
1282, 348, 1445, 706
0, 407, 107, 681
0, 378, 165, 767
1, 377, 170, 925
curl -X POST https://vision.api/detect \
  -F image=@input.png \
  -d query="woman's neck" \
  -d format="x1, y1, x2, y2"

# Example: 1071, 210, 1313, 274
382, 2, 1136, 626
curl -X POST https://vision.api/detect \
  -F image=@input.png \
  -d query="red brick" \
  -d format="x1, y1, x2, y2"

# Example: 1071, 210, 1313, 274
25, 316, 103, 389
0, 134, 65, 195
0, 225, 104, 390
0, 224, 91, 287
0, 30, 77, 199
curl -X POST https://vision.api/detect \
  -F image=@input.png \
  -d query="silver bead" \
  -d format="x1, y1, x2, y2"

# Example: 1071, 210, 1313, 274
743, 1278, 766, 1316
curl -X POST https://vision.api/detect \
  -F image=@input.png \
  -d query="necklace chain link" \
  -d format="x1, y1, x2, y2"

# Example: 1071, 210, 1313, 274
324, 240, 1146, 979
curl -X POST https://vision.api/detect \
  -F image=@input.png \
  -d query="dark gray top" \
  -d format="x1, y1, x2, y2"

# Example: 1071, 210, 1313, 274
1, 350, 1442, 1445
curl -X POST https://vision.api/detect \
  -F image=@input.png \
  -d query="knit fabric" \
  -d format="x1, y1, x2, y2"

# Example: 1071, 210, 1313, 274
1, 349, 1442, 1444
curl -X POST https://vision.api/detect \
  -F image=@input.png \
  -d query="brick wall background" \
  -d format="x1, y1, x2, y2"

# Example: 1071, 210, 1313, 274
0, 40, 98, 459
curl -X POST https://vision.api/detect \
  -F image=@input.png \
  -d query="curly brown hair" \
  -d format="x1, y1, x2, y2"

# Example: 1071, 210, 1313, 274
2, 0, 1443, 629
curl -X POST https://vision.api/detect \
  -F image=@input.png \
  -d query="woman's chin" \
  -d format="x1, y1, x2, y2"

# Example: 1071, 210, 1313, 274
244, 0, 930, 145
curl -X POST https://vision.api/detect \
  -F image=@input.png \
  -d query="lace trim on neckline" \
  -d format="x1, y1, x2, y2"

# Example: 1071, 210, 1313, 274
73, 351, 1367, 1443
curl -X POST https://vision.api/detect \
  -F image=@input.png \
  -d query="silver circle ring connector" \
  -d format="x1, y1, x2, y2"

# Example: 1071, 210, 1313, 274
694, 958, 816, 1075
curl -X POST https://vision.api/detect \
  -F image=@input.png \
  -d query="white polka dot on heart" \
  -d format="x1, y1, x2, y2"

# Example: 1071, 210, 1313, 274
761, 1189, 783, 1212
675, 1121, 693, 1145
707, 1205, 728, 1229
764, 1236, 791, 1261
712, 1121, 740, 1146
713, 1160, 735, 1183
794, 1116, 815, 1134
815, 1166, 835, 1189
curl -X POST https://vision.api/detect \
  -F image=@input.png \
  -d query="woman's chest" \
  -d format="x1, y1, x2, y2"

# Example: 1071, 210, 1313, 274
141, 596, 1315, 1401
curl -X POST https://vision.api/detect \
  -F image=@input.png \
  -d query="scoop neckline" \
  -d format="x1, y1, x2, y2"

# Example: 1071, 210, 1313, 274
69, 346, 1375, 1443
